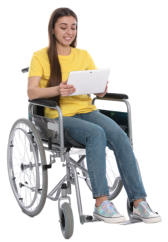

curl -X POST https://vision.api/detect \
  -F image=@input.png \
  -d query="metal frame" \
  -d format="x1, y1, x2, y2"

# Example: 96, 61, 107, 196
27, 97, 135, 225
28, 101, 100, 223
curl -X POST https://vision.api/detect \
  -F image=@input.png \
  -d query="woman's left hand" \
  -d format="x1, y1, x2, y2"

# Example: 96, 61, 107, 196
95, 81, 108, 98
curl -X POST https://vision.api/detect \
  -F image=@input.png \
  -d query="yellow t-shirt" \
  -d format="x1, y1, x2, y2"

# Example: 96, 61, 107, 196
28, 47, 97, 118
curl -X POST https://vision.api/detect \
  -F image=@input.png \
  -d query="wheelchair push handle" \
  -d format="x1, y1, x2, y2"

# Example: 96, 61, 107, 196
21, 67, 29, 73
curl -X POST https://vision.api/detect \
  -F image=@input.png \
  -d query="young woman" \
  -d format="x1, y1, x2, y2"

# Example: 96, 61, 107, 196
28, 7, 161, 224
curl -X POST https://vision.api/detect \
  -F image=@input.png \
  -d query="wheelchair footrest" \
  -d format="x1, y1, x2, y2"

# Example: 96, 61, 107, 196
120, 218, 142, 225
85, 215, 93, 222
43, 164, 52, 170
80, 215, 101, 223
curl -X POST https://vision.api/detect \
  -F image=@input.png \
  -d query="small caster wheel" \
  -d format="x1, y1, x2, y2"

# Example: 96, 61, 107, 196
59, 202, 74, 239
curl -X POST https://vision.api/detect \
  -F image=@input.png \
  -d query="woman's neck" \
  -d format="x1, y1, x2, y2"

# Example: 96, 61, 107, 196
57, 44, 71, 56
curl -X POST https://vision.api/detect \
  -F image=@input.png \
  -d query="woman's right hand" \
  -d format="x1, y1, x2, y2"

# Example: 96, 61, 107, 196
59, 81, 76, 96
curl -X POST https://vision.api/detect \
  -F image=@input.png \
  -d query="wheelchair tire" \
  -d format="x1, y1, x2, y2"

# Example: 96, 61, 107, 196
59, 202, 74, 239
7, 118, 48, 217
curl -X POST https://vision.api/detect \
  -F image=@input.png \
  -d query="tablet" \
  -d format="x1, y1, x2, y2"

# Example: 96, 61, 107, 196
67, 69, 110, 96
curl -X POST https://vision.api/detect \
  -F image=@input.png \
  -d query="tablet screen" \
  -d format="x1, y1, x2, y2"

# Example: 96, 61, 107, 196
67, 69, 110, 96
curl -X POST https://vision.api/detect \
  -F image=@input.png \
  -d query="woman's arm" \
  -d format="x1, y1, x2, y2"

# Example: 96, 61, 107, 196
27, 76, 60, 100
27, 76, 75, 100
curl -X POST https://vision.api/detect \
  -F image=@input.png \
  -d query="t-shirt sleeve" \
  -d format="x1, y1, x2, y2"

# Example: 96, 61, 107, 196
85, 51, 97, 70
28, 54, 43, 77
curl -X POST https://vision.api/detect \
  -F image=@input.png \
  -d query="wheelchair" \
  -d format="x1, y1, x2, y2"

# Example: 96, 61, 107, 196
7, 67, 135, 239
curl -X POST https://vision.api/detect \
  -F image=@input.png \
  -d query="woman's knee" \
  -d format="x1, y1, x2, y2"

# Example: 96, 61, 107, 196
90, 125, 106, 139
107, 125, 130, 147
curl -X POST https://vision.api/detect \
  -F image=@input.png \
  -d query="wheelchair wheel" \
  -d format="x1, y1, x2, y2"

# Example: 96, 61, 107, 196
59, 202, 74, 239
7, 118, 48, 217
82, 147, 123, 200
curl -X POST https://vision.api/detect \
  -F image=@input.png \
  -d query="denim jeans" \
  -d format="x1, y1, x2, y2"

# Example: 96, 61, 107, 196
59, 110, 147, 201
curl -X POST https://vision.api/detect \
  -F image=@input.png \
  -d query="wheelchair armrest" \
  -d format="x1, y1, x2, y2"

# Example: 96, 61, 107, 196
96, 93, 129, 100
29, 98, 58, 109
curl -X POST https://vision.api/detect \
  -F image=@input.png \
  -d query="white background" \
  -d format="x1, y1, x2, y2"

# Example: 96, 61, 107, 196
0, 0, 168, 241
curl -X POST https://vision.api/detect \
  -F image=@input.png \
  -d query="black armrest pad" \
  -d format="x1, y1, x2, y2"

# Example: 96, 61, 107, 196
29, 98, 58, 108
97, 93, 128, 100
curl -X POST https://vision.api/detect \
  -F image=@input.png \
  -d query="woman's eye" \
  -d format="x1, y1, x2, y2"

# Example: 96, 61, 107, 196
60, 27, 76, 31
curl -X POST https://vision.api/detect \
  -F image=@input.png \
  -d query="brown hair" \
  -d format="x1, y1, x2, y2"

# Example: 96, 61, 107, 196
47, 8, 78, 103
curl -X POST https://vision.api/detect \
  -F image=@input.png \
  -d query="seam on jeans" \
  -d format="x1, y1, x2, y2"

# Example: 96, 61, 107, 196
93, 193, 109, 199
129, 195, 147, 203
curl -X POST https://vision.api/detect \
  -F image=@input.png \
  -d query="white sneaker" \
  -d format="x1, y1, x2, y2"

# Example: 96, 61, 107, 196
93, 200, 126, 223
132, 201, 161, 223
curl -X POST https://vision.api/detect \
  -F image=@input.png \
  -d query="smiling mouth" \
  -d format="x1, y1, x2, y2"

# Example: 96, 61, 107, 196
64, 36, 73, 40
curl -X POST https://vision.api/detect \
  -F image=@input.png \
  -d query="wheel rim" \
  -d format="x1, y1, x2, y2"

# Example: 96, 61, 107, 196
7, 121, 45, 212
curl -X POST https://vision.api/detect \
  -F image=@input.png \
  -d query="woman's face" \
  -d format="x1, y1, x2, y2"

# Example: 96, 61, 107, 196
54, 16, 77, 47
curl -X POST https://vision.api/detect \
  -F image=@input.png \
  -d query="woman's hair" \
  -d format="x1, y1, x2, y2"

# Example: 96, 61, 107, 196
47, 8, 78, 103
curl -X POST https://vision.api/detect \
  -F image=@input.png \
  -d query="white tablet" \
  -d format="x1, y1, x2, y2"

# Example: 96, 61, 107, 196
67, 69, 110, 96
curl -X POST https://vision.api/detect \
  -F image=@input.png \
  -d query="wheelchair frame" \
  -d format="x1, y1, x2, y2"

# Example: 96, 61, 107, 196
8, 92, 135, 239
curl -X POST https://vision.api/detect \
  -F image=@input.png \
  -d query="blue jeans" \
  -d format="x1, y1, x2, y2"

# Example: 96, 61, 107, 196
59, 110, 147, 201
